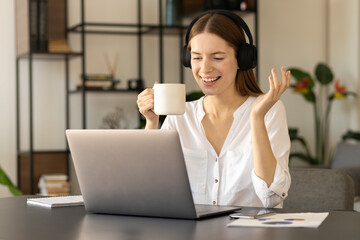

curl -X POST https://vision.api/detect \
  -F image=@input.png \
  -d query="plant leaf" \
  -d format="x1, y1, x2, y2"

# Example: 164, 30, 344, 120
344, 91, 358, 97
288, 68, 315, 88
0, 168, 12, 186
0, 166, 22, 196
288, 128, 312, 158
289, 152, 318, 165
290, 136, 308, 151
303, 90, 316, 103
288, 128, 298, 140
315, 63, 333, 85
288, 68, 310, 82
9, 186, 22, 196
342, 130, 360, 141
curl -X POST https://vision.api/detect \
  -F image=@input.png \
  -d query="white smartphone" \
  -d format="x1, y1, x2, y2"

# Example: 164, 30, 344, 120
229, 209, 275, 219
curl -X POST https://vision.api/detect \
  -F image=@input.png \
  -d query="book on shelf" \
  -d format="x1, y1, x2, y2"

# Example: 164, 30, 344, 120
47, 0, 71, 53
38, 0, 48, 52
38, 174, 70, 196
82, 74, 115, 81
30, 0, 39, 51
15, 0, 71, 55
76, 74, 120, 90
76, 80, 120, 90
48, 39, 72, 53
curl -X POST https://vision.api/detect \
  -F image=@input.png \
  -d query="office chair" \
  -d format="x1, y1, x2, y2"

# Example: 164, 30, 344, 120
283, 168, 354, 211
331, 142, 360, 197
332, 142, 360, 169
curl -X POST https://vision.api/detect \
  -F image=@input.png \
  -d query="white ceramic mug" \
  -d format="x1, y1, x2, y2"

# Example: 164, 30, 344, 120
154, 83, 185, 115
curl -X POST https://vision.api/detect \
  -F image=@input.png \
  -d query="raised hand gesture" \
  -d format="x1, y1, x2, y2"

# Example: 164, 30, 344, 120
251, 67, 290, 118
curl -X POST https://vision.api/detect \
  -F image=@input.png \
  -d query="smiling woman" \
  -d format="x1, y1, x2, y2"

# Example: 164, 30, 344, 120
190, 32, 239, 96
184, 10, 261, 96
137, 9, 291, 208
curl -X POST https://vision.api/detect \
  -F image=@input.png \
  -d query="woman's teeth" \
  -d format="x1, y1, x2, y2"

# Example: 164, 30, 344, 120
202, 77, 220, 82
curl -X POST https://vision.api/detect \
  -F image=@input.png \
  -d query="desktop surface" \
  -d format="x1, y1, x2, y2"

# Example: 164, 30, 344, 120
0, 196, 359, 240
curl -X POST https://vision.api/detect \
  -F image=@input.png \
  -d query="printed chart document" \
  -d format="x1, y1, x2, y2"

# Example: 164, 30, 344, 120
227, 212, 329, 228
27, 195, 84, 208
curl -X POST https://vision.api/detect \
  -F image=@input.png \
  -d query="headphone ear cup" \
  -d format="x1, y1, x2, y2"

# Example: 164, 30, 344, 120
182, 45, 192, 68
237, 43, 257, 70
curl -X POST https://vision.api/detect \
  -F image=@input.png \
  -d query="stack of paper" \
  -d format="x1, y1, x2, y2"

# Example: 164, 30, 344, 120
227, 212, 329, 228
27, 195, 84, 208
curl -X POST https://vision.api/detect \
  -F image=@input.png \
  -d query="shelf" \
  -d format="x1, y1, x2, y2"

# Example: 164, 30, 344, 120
67, 9, 255, 36
17, 52, 83, 60
18, 151, 68, 195
68, 22, 188, 35
69, 88, 142, 94
19, 150, 69, 156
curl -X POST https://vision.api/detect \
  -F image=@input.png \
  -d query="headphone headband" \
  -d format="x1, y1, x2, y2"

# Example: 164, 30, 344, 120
184, 10, 254, 47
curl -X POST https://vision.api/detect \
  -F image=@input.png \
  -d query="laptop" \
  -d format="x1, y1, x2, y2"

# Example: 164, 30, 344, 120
66, 129, 241, 219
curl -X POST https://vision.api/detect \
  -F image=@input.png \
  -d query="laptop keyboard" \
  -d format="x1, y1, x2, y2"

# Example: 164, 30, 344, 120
195, 204, 230, 214
194, 204, 242, 217
195, 205, 214, 214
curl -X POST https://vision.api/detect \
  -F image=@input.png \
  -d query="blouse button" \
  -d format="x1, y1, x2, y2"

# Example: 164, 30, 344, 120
282, 193, 286, 197
212, 201, 216, 205
214, 179, 218, 183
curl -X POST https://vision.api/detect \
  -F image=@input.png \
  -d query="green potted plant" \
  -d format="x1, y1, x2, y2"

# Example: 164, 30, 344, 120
0, 166, 22, 196
288, 63, 357, 166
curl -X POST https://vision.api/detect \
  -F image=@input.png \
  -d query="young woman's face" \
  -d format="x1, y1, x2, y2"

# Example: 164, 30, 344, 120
190, 32, 239, 96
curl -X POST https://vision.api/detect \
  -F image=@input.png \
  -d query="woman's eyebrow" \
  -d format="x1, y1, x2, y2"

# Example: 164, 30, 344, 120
211, 51, 226, 55
190, 51, 226, 55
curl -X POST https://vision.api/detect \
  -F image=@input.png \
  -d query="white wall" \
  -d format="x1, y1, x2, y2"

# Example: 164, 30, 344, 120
259, 0, 328, 159
1, 0, 360, 197
328, 0, 360, 148
260, 0, 360, 164
0, 0, 16, 197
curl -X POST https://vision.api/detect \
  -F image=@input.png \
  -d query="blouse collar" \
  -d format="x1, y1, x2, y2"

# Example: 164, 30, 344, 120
197, 95, 257, 121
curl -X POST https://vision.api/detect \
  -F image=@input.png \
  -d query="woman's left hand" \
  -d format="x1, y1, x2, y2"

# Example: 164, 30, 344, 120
251, 67, 290, 118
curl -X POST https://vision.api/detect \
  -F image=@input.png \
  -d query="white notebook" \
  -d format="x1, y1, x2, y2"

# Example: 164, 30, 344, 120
27, 195, 84, 208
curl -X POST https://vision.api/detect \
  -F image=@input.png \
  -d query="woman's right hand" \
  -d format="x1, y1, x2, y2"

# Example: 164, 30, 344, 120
137, 84, 159, 129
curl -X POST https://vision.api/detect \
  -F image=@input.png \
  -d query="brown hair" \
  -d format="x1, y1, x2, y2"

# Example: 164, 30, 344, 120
187, 13, 263, 96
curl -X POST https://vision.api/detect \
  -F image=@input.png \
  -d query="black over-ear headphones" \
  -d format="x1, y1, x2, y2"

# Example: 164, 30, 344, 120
182, 9, 257, 70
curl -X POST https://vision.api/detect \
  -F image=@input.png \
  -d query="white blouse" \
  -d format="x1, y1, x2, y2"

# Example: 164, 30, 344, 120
161, 96, 291, 208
